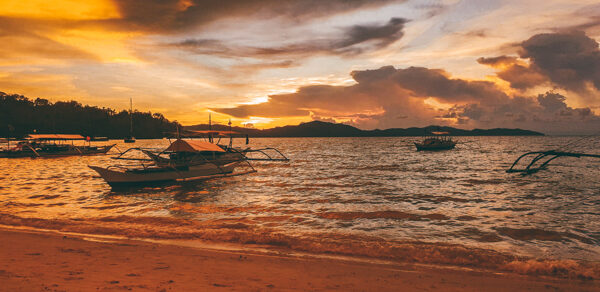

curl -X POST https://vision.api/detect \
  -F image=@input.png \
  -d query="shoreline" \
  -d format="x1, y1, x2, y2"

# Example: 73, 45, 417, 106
0, 227, 597, 291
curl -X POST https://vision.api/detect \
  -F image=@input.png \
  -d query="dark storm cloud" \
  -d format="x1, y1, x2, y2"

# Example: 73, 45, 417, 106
478, 31, 600, 92
172, 17, 408, 57
449, 91, 600, 132
352, 66, 508, 103
476, 56, 518, 66
111, 0, 399, 33
520, 31, 600, 92
335, 17, 407, 52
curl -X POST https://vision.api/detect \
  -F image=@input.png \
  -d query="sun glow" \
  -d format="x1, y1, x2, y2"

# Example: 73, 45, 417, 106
50, 29, 142, 63
0, 0, 120, 20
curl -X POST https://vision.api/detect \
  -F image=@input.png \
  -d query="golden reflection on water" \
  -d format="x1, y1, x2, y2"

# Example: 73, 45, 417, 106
1, 137, 600, 266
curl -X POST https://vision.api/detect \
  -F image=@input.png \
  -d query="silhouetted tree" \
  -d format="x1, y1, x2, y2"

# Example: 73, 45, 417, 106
0, 92, 179, 138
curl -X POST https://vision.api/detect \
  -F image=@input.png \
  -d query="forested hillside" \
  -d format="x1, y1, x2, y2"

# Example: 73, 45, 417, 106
0, 92, 179, 138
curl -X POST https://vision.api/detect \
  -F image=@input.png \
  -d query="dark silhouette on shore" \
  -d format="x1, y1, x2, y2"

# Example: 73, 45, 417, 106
186, 120, 544, 137
1, 92, 543, 139
0, 92, 178, 139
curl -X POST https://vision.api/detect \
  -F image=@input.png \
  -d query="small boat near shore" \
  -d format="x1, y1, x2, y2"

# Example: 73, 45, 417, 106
89, 160, 243, 187
140, 138, 246, 167
414, 132, 456, 151
0, 134, 115, 158
90, 126, 289, 187
89, 138, 256, 187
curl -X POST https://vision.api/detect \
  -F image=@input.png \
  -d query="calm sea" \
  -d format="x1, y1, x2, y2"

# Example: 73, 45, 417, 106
1, 137, 599, 276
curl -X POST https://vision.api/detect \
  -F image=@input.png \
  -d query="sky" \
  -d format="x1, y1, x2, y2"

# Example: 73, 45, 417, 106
1, 0, 600, 134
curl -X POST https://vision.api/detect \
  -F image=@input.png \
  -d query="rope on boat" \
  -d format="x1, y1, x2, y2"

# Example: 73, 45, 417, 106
25, 144, 41, 158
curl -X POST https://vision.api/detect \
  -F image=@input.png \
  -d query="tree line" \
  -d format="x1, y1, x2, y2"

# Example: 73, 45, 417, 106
0, 92, 179, 139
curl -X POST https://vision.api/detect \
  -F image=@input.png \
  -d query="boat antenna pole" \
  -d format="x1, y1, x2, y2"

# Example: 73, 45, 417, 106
228, 118, 233, 149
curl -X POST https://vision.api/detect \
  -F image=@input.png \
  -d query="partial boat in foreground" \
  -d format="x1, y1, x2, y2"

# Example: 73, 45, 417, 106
414, 131, 456, 151
0, 134, 115, 158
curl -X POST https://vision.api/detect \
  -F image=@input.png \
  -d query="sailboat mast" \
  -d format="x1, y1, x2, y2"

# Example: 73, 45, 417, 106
129, 98, 133, 137
228, 118, 233, 148
208, 113, 213, 143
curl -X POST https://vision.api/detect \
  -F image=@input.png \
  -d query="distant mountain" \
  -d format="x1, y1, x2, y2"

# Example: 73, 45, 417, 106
185, 121, 544, 137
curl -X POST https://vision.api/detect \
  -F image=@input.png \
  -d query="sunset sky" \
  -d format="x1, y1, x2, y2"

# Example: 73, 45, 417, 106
1, 0, 600, 133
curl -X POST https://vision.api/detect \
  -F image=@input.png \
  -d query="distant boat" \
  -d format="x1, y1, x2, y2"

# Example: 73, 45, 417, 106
124, 98, 136, 143
0, 134, 115, 158
414, 131, 456, 151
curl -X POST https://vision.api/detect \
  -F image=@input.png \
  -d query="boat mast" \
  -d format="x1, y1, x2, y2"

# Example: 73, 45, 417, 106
129, 98, 133, 138
228, 118, 233, 148
208, 113, 213, 143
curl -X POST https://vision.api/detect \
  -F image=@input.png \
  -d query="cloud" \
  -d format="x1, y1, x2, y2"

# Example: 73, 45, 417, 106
212, 63, 600, 134
172, 17, 408, 58
480, 31, 600, 93
212, 65, 514, 128
520, 30, 600, 92
0, 17, 97, 64
111, 0, 399, 33
477, 56, 548, 90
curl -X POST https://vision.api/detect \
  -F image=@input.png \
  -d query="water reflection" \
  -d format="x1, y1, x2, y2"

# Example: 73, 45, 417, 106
0, 137, 599, 263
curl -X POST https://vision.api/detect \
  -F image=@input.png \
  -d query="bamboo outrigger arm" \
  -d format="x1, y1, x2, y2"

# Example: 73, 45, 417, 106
112, 147, 154, 161
507, 150, 600, 174
243, 147, 289, 161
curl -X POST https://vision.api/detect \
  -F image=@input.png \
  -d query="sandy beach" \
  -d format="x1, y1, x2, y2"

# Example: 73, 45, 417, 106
0, 227, 597, 291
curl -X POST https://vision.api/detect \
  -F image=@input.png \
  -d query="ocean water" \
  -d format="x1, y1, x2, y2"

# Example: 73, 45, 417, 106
1, 137, 599, 277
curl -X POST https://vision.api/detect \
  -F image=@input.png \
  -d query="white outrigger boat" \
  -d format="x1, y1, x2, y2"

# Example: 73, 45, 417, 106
89, 139, 254, 187
88, 160, 243, 187
89, 128, 288, 187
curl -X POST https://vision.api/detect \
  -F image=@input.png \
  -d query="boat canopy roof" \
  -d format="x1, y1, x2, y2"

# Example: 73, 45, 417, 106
165, 139, 226, 153
27, 134, 85, 140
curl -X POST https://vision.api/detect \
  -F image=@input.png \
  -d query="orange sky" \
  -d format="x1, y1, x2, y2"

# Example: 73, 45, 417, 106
1, 0, 600, 133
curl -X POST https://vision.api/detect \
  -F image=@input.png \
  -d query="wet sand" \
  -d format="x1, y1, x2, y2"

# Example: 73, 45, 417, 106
0, 228, 597, 291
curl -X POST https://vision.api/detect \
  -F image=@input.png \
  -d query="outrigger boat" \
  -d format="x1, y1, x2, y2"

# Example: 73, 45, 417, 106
89, 139, 254, 187
414, 131, 456, 151
0, 134, 115, 158
507, 150, 600, 175
89, 131, 288, 187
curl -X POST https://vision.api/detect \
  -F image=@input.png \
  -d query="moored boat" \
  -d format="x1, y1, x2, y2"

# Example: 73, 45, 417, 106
414, 132, 456, 151
89, 161, 241, 187
89, 138, 256, 187
0, 134, 115, 158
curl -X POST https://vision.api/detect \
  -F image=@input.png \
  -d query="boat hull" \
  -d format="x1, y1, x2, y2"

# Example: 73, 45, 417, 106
89, 161, 239, 187
414, 142, 456, 151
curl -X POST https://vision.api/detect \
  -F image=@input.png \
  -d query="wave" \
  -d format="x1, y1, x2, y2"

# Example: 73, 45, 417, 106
496, 227, 596, 245
0, 212, 598, 279
317, 211, 449, 221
